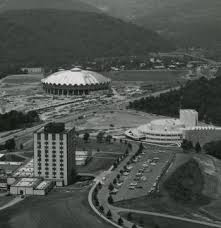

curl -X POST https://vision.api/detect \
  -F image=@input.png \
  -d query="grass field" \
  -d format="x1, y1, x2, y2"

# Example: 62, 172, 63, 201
103, 70, 187, 82
77, 138, 127, 173
0, 195, 15, 208
2, 74, 43, 84
120, 212, 216, 228
0, 188, 113, 228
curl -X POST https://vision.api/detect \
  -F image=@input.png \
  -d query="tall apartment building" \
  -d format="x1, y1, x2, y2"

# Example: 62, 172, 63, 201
34, 123, 76, 186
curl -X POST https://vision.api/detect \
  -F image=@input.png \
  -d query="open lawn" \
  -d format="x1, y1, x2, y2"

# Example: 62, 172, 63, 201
2, 74, 43, 84
0, 188, 113, 228
0, 195, 15, 208
103, 70, 187, 82
120, 212, 217, 228
77, 138, 127, 173
80, 110, 161, 133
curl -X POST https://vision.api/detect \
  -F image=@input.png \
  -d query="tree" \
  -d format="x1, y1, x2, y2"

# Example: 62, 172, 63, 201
139, 218, 144, 227
83, 132, 90, 142
128, 143, 132, 150
117, 174, 120, 180
97, 132, 104, 143
5, 138, 16, 151
71, 168, 78, 182
108, 195, 114, 204
195, 142, 201, 153
118, 217, 124, 226
108, 183, 114, 191
139, 142, 144, 151
99, 205, 104, 213
20, 143, 24, 150
106, 135, 112, 144
132, 224, 137, 228
113, 178, 117, 184
98, 182, 102, 189
127, 212, 132, 221
181, 139, 193, 150
106, 210, 112, 219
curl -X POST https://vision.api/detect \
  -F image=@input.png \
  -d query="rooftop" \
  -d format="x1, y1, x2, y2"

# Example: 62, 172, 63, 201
13, 178, 40, 187
12, 159, 34, 178
36, 122, 74, 134
35, 180, 52, 190
41, 68, 111, 86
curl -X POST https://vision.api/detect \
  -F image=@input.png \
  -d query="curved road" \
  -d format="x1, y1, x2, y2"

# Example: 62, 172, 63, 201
111, 206, 221, 228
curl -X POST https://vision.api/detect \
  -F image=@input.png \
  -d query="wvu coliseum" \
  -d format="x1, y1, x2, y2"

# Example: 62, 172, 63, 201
41, 68, 111, 96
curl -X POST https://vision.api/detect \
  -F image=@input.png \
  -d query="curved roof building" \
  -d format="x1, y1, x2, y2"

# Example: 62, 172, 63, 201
125, 109, 199, 146
41, 68, 111, 96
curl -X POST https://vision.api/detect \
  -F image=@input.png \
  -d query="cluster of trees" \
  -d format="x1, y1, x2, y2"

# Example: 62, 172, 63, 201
0, 138, 16, 151
0, 110, 40, 132
181, 140, 201, 153
164, 159, 205, 202
128, 76, 221, 125
204, 140, 221, 160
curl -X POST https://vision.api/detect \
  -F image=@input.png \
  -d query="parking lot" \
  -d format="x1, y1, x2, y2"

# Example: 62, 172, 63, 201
112, 146, 175, 202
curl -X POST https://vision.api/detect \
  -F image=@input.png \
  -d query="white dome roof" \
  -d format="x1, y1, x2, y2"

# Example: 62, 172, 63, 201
42, 68, 111, 86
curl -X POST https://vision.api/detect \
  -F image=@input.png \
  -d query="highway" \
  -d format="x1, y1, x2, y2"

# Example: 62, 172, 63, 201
0, 85, 180, 147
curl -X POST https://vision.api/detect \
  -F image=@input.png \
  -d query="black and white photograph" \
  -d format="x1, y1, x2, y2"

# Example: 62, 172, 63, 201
0, 0, 221, 228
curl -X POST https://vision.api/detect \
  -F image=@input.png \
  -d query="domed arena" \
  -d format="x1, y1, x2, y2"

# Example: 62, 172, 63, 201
41, 68, 111, 96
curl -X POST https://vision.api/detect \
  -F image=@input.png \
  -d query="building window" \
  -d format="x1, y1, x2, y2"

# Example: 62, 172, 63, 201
45, 171, 49, 175
52, 134, 56, 140
53, 159, 56, 162
45, 134, 48, 140
52, 142, 56, 145
38, 171, 41, 175
60, 167, 64, 171
60, 134, 63, 140
45, 158, 49, 162
37, 133, 41, 140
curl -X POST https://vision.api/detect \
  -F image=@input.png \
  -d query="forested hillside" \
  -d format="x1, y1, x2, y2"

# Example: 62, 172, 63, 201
0, 0, 99, 13
0, 10, 172, 67
128, 75, 221, 125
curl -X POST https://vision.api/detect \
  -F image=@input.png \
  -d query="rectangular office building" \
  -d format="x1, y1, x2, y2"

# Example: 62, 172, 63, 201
34, 123, 76, 186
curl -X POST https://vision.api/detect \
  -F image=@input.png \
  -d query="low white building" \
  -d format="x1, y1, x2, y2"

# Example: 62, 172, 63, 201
125, 109, 217, 146
10, 178, 54, 196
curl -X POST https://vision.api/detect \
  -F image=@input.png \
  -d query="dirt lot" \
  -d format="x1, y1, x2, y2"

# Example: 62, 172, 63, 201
78, 110, 165, 135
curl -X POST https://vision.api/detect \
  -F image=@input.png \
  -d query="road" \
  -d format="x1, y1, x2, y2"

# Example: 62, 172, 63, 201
112, 207, 221, 228
0, 85, 180, 147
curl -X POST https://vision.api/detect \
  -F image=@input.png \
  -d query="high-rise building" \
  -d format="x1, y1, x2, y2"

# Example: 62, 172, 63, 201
34, 123, 76, 186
